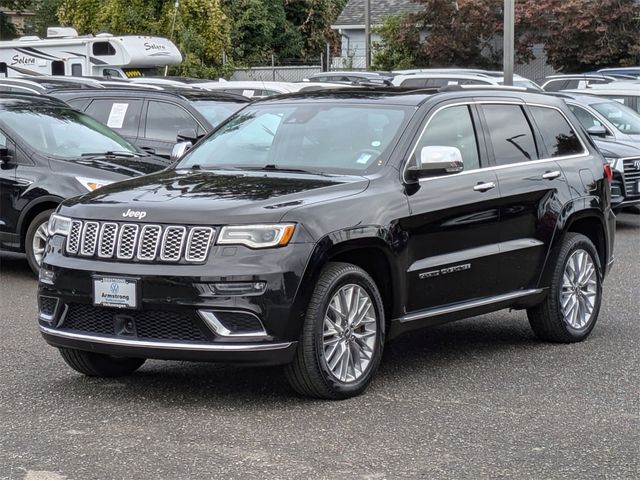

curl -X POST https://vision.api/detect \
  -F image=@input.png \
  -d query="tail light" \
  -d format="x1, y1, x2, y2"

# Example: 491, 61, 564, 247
604, 163, 613, 183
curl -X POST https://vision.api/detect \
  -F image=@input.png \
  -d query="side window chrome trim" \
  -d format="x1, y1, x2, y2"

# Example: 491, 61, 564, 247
403, 100, 590, 183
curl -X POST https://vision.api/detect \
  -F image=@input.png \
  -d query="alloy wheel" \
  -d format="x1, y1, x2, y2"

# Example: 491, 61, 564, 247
32, 220, 49, 267
322, 284, 377, 383
560, 249, 598, 329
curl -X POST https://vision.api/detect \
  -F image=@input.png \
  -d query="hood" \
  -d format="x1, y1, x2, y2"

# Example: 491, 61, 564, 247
593, 139, 640, 159
59, 169, 370, 225
51, 155, 169, 181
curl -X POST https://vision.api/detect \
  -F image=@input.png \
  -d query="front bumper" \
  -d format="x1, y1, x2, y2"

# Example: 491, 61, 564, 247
40, 326, 297, 365
38, 235, 314, 365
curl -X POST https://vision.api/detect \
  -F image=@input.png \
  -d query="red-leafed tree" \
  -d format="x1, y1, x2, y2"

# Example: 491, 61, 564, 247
518, 0, 640, 72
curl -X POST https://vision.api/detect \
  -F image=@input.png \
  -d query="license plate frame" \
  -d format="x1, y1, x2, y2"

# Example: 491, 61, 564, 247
93, 276, 139, 309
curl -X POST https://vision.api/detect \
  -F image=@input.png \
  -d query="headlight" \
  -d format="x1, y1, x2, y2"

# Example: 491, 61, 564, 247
47, 214, 72, 236
75, 176, 113, 192
217, 224, 295, 249
604, 157, 617, 166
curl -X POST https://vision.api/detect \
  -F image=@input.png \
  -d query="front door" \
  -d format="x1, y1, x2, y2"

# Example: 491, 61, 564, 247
402, 103, 501, 313
0, 131, 20, 248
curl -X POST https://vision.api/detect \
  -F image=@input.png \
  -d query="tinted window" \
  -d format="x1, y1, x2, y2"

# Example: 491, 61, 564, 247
416, 105, 480, 170
93, 42, 116, 56
529, 106, 583, 157
85, 99, 142, 137
51, 61, 64, 76
481, 105, 538, 165
0, 63, 7, 76
400, 78, 428, 87
145, 101, 199, 141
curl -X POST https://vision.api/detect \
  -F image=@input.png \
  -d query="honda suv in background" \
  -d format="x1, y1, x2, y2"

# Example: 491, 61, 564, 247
38, 88, 614, 399
51, 88, 250, 158
0, 93, 167, 273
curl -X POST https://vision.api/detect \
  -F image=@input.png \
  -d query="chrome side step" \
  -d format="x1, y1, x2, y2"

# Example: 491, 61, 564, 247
397, 288, 544, 324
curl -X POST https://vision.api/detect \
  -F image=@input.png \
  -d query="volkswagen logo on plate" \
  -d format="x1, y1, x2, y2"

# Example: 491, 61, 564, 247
634, 160, 640, 171
110, 282, 119, 294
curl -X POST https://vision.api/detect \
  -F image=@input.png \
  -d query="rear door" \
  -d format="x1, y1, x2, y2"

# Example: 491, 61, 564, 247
83, 98, 143, 147
402, 102, 501, 312
478, 102, 578, 293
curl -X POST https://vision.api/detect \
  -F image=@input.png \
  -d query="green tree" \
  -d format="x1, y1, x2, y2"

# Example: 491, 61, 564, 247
372, 14, 421, 71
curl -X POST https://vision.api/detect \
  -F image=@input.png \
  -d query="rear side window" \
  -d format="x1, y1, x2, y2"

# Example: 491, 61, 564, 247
529, 106, 584, 157
85, 99, 143, 137
416, 105, 480, 170
481, 104, 538, 165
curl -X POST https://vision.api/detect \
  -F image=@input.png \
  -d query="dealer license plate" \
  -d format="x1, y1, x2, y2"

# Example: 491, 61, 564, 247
93, 277, 138, 309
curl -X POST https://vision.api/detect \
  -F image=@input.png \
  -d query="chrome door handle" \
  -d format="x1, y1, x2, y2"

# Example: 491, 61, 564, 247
542, 170, 562, 180
473, 181, 496, 192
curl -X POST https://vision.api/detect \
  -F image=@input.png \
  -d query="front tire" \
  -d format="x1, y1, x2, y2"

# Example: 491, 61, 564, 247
286, 262, 385, 399
25, 209, 54, 275
527, 233, 602, 343
59, 348, 146, 377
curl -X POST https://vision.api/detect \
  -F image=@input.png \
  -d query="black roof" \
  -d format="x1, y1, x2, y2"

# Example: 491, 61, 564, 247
256, 86, 562, 108
50, 87, 250, 103
0, 92, 69, 109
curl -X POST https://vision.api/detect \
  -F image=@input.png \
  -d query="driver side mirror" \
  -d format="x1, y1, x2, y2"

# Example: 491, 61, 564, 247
170, 141, 192, 162
176, 128, 200, 144
406, 146, 464, 181
0, 147, 13, 166
587, 125, 608, 138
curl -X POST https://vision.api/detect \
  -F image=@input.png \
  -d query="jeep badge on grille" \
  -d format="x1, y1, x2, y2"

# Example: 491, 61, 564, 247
122, 209, 147, 220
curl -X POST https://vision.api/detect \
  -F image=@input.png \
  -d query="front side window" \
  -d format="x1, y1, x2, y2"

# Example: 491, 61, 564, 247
178, 103, 411, 175
529, 106, 584, 157
190, 100, 246, 128
145, 101, 200, 141
481, 104, 538, 165
0, 107, 137, 158
568, 104, 609, 133
591, 101, 640, 135
415, 105, 480, 170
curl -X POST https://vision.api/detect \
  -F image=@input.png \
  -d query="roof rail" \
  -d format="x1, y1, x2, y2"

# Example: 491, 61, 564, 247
437, 84, 540, 94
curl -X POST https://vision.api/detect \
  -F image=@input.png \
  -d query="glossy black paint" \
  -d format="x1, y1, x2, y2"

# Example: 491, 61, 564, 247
0, 94, 168, 253
39, 89, 615, 363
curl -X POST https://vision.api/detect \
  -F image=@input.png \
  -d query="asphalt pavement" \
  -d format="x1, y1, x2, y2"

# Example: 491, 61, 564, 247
1, 213, 638, 480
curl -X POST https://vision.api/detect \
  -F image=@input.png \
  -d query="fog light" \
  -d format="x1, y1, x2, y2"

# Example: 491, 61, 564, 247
196, 282, 266, 297
39, 268, 55, 285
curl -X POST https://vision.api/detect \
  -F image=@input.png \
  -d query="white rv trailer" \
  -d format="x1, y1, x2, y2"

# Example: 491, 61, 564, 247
0, 27, 182, 78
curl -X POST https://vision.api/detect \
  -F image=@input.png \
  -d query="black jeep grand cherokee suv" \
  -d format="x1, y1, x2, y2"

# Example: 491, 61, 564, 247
38, 88, 615, 399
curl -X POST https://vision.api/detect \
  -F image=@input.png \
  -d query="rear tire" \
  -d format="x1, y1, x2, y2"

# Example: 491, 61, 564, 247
285, 262, 385, 399
527, 233, 602, 343
25, 209, 54, 275
59, 348, 145, 377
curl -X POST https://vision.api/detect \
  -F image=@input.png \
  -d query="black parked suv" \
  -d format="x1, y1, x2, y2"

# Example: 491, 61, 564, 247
0, 94, 167, 273
39, 88, 615, 399
51, 88, 250, 158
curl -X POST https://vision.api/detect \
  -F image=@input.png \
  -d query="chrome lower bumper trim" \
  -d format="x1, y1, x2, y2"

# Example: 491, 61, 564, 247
39, 326, 293, 352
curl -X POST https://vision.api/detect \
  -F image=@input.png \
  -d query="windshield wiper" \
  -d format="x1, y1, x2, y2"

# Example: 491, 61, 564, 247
81, 151, 140, 158
243, 164, 331, 176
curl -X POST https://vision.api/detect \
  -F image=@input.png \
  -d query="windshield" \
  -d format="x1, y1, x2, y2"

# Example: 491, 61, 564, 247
190, 100, 246, 128
591, 101, 640, 135
178, 103, 411, 174
0, 106, 138, 158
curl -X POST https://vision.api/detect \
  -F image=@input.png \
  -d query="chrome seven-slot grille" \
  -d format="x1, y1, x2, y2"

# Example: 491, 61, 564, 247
622, 158, 640, 197
66, 220, 215, 263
